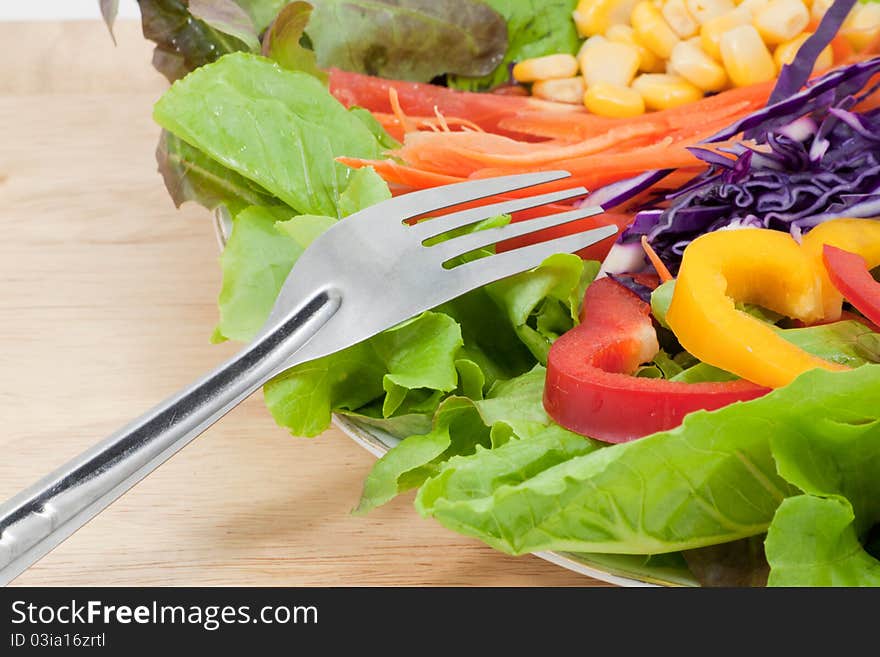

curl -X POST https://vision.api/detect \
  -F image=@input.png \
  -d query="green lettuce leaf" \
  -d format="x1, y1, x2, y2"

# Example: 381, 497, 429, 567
356, 366, 601, 514
264, 251, 596, 442
155, 129, 280, 215
448, 0, 581, 92
766, 496, 880, 586
236, 0, 289, 32
153, 52, 384, 216
260, 1, 327, 82
354, 396, 492, 514
486, 254, 599, 363
215, 205, 298, 342
265, 311, 463, 437
304, 0, 508, 82
761, 374, 880, 585
214, 167, 390, 342
336, 409, 433, 441
348, 107, 403, 150
417, 367, 880, 556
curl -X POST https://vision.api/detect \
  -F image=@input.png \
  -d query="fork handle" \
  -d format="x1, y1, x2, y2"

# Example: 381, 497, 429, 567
0, 290, 340, 586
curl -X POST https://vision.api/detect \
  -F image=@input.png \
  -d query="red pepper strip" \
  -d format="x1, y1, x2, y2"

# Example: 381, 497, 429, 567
823, 245, 880, 327
543, 278, 770, 443
327, 68, 571, 141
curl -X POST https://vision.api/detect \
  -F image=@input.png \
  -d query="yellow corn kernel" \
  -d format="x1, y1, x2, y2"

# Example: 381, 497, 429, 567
513, 54, 579, 83
663, 0, 700, 37
842, 2, 880, 51
754, 0, 809, 45
699, 9, 751, 60
773, 32, 833, 73
579, 40, 641, 86
810, 0, 859, 24
632, 1, 681, 58
685, 0, 736, 24
737, 0, 770, 19
583, 82, 647, 117
609, 0, 643, 24
577, 35, 608, 64
810, 0, 834, 22
632, 73, 703, 109
531, 77, 587, 104
605, 23, 634, 40
573, 0, 617, 37
606, 23, 666, 72
669, 40, 729, 91
720, 24, 777, 86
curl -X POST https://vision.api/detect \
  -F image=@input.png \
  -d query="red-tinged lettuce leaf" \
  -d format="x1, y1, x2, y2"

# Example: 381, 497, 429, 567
137, 0, 256, 81
189, 0, 261, 51
261, 1, 327, 82
682, 536, 770, 587
99, 0, 119, 44
304, 0, 508, 82
156, 129, 280, 214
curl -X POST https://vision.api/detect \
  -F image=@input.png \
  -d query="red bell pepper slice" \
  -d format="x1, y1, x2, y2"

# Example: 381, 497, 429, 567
822, 244, 880, 327
543, 278, 770, 443
328, 68, 556, 140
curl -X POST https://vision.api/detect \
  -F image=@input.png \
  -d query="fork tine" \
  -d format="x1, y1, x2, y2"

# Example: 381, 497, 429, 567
431, 205, 604, 262
451, 224, 619, 288
413, 187, 588, 241
359, 171, 571, 225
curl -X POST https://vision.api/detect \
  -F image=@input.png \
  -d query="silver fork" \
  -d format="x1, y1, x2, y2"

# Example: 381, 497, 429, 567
0, 170, 614, 585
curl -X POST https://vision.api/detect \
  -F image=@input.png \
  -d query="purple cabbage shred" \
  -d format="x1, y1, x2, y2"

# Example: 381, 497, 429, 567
595, 0, 880, 274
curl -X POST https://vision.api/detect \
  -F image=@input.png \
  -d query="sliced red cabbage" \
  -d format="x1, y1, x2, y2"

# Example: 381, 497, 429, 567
589, 52, 880, 215
627, 99, 880, 272
597, 0, 880, 274
766, 0, 857, 106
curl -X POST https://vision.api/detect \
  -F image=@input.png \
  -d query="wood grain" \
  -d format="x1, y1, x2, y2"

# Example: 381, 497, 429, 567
0, 21, 606, 587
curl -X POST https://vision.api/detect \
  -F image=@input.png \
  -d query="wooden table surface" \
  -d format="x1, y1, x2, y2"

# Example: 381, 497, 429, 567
0, 20, 603, 587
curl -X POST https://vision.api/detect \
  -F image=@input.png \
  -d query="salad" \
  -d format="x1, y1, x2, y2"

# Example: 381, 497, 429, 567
117, 0, 880, 586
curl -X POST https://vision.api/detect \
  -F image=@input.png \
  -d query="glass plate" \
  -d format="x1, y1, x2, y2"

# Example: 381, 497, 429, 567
213, 208, 699, 588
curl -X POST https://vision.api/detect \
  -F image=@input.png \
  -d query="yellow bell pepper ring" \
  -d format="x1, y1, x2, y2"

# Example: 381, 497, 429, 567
666, 228, 845, 389
800, 218, 880, 321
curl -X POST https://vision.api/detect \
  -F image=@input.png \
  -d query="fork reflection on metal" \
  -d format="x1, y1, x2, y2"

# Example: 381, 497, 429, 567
0, 170, 616, 585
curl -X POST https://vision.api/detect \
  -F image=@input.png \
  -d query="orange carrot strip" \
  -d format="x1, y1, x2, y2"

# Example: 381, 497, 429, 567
400, 122, 665, 169
337, 157, 466, 188
388, 88, 417, 135
499, 81, 773, 141
641, 236, 673, 282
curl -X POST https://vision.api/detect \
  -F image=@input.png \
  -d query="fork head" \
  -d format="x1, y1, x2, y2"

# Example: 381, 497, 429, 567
263, 171, 618, 367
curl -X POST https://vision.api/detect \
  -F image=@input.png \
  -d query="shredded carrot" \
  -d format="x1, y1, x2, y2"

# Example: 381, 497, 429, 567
388, 88, 416, 135
641, 236, 673, 283
498, 81, 773, 141
338, 76, 784, 212
337, 157, 466, 188
433, 106, 450, 132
